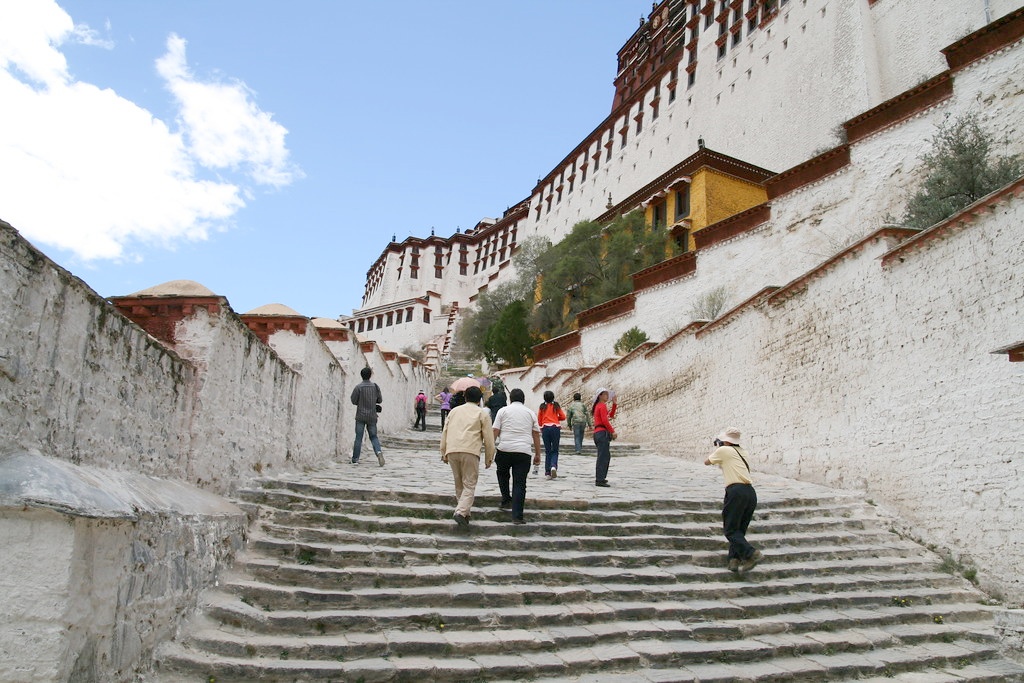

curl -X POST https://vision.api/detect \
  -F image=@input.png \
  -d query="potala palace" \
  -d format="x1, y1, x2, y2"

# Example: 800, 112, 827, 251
2, 1, 1023, 681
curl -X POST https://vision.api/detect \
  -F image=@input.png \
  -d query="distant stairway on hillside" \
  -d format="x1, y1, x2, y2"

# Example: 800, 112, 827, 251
145, 438, 1024, 683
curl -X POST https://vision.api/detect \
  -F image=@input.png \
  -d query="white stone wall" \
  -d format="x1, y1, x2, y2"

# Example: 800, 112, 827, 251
352, 1, 1024, 362
525, 37, 1024, 601
0, 225, 194, 476
0, 219, 432, 681
0, 454, 245, 683
570, 33, 1024, 368
604, 199, 1024, 602
523, 0, 1024, 252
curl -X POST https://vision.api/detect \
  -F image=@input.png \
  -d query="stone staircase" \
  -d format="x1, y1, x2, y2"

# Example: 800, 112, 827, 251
144, 438, 1024, 682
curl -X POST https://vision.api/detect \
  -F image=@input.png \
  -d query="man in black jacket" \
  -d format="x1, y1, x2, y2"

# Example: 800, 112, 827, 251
351, 367, 384, 466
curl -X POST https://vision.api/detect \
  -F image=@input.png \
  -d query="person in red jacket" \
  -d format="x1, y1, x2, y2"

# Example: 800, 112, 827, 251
592, 388, 617, 487
537, 391, 566, 478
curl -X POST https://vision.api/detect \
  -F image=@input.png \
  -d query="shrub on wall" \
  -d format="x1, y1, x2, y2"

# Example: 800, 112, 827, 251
457, 213, 679, 361
689, 285, 730, 321
902, 113, 1022, 229
532, 210, 678, 338
614, 326, 649, 355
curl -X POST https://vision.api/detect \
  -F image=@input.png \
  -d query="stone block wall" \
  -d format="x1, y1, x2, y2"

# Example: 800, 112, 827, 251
0, 219, 431, 681
0, 454, 246, 683
523, 34, 1024, 602
533, 189, 1024, 603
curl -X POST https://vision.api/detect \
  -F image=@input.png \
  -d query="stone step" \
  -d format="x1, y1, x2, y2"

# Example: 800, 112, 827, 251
240, 482, 865, 512
153, 632, 1019, 682
247, 529, 914, 570
181, 613, 1001, 661
237, 552, 945, 590
185, 618, 1002, 663
241, 486, 871, 522
200, 584, 985, 636
247, 532, 926, 571
147, 444, 1023, 682
220, 569, 968, 613
253, 505, 881, 539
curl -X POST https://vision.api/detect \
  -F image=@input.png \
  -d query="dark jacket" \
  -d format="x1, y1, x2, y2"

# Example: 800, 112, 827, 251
351, 380, 382, 423
486, 391, 507, 422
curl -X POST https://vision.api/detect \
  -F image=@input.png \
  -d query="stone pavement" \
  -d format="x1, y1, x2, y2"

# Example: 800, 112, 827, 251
143, 426, 1024, 682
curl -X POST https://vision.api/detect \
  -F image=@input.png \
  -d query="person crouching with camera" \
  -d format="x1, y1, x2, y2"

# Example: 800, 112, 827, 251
705, 427, 762, 573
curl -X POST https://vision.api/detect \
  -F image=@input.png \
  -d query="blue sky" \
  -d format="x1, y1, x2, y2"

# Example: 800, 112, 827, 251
0, 1, 651, 317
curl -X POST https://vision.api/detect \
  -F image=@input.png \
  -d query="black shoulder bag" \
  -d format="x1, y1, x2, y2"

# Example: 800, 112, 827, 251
732, 446, 750, 472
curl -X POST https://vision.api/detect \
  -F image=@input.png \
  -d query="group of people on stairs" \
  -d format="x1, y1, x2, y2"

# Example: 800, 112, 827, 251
350, 366, 761, 574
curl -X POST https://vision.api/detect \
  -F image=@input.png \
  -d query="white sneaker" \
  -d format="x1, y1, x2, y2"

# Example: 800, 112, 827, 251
550, 468, 557, 479
376, 451, 385, 467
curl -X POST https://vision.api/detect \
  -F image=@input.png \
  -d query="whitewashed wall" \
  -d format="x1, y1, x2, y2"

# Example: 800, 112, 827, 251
607, 198, 1023, 603
0, 219, 431, 682
571, 34, 1024, 367
523, 36, 1024, 601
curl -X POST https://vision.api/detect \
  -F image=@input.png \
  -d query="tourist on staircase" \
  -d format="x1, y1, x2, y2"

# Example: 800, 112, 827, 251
705, 427, 762, 573
435, 386, 452, 429
350, 367, 385, 467
439, 385, 495, 527
538, 391, 566, 479
566, 392, 592, 455
485, 381, 507, 423
413, 390, 428, 431
492, 388, 542, 525
592, 388, 617, 487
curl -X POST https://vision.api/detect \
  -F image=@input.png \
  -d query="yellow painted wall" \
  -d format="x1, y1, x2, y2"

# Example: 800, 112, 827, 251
641, 168, 766, 252
700, 169, 767, 227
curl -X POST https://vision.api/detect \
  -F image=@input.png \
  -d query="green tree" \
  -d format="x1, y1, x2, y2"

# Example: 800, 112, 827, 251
458, 281, 520, 358
532, 210, 677, 338
902, 113, 1022, 229
458, 211, 680, 358
483, 300, 535, 367
614, 326, 649, 355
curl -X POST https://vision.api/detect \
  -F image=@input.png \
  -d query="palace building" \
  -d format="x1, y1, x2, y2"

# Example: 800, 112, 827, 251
348, 0, 1022, 360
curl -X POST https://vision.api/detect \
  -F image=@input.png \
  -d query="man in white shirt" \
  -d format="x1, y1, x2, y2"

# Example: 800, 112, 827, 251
492, 388, 542, 525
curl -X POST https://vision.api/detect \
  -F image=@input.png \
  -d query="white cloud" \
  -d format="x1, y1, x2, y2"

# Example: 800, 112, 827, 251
157, 34, 301, 188
71, 22, 114, 50
0, 0, 297, 262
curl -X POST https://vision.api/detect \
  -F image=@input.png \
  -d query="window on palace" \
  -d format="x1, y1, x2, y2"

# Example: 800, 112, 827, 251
733, 29, 742, 47
411, 267, 418, 279
435, 267, 443, 278
386, 312, 393, 326
423, 309, 430, 324
652, 201, 666, 229
688, 70, 696, 88
675, 228, 690, 252
366, 318, 373, 331
358, 319, 365, 333
675, 186, 691, 219
460, 265, 467, 275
